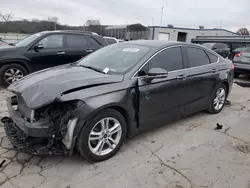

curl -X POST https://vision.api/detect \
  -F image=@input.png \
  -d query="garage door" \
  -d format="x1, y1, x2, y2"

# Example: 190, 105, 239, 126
158, 32, 170, 41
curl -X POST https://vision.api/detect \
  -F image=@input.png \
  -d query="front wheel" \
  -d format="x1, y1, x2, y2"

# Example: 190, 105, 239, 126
207, 84, 227, 114
77, 109, 127, 162
0, 63, 28, 87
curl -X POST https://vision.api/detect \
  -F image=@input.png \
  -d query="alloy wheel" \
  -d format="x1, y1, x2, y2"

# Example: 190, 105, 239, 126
4, 68, 24, 84
213, 88, 226, 111
88, 117, 122, 156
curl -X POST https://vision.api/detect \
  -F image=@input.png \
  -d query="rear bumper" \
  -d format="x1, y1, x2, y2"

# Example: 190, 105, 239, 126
6, 96, 52, 137
233, 62, 250, 74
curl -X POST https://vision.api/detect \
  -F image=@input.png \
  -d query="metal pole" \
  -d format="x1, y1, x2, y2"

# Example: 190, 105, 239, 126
160, 6, 164, 26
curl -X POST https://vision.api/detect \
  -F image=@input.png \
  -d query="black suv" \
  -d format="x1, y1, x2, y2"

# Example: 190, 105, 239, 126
0, 31, 108, 86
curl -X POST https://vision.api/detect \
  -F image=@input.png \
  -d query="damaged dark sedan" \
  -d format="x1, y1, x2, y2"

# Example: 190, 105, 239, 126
1, 41, 234, 162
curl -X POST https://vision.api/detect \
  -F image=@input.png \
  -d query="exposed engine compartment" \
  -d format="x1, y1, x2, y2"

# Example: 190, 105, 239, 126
1, 94, 83, 156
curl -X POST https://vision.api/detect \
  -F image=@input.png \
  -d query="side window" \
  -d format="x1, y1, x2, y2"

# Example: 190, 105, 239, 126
187, 47, 210, 68
105, 38, 117, 45
85, 36, 101, 49
66, 34, 87, 48
38, 35, 63, 48
206, 51, 218, 63
148, 47, 183, 72
137, 63, 149, 77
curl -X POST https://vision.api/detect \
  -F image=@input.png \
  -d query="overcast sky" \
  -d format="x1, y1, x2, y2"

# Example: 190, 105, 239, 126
1, 0, 250, 32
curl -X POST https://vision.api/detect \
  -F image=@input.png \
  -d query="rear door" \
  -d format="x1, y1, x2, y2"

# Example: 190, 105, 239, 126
64, 34, 89, 63
64, 34, 103, 63
183, 46, 219, 114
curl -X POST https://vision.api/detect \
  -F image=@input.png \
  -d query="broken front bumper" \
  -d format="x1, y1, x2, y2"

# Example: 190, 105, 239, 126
5, 96, 52, 137
1, 97, 67, 155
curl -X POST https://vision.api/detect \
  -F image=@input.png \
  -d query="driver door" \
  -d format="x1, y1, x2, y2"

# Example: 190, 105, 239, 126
137, 47, 189, 131
25, 34, 66, 72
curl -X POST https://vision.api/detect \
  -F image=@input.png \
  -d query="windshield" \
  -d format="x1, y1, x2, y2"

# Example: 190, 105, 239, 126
15, 33, 43, 47
77, 43, 150, 74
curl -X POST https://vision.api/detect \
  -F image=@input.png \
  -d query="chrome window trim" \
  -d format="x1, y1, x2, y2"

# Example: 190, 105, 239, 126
131, 44, 219, 79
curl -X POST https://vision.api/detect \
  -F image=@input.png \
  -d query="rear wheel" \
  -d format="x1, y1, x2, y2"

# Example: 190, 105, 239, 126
0, 63, 28, 87
207, 84, 227, 114
77, 109, 127, 162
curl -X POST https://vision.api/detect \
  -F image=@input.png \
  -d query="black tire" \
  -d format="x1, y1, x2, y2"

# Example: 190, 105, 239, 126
234, 72, 240, 78
77, 109, 127, 162
207, 83, 227, 114
0, 63, 28, 87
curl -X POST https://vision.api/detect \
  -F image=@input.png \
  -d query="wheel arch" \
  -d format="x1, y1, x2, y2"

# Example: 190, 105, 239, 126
0, 59, 32, 73
221, 80, 229, 97
84, 104, 132, 137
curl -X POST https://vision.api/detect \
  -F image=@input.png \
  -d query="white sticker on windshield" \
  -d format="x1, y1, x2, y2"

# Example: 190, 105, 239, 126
122, 48, 140, 52
103, 67, 109, 73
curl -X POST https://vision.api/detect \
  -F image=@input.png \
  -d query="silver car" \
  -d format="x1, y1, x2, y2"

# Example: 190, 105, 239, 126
233, 47, 250, 78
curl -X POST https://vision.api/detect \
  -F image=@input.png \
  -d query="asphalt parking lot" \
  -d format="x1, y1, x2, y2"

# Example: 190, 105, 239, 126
0, 79, 250, 188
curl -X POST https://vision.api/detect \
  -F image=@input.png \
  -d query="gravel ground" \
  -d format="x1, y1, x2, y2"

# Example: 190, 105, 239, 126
0, 83, 250, 188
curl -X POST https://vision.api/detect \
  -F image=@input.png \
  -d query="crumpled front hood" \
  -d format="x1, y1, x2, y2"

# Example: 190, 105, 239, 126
8, 64, 124, 109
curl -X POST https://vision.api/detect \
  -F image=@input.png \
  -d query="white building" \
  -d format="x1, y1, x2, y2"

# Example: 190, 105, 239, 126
149, 26, 238, 42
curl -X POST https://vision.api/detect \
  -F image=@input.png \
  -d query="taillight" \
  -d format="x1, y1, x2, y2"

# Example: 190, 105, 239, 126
232, 64, 235, 70
234, 52, 242, 57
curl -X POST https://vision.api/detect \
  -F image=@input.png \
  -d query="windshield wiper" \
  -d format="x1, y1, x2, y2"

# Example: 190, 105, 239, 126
80, 65, 105, 74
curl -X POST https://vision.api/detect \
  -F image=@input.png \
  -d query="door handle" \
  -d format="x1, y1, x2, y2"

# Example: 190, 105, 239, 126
176, 74, 187, 80
57, 51, 65, 55
86, 49, 94, 53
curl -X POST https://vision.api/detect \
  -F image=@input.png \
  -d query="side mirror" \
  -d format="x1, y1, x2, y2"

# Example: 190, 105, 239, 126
34, 44, 43, 52
148, 68, 168, 78
142, 68, 168, 82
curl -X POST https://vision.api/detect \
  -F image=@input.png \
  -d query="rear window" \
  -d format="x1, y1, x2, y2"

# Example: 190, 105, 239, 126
85, 36, 101, 49
206, 51, 218, 63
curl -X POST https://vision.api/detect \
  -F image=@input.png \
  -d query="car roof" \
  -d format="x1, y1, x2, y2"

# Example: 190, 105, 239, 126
38, 30, 98, 36
122, 40, 193, 49
104, 36, 117, 39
